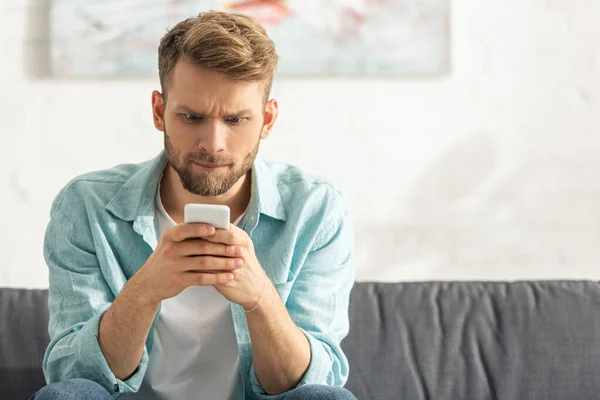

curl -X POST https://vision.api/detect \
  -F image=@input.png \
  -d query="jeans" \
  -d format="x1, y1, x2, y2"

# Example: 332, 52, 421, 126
30, 379, 356, 400
29, 378, 113, 400
283, 384, 357, 400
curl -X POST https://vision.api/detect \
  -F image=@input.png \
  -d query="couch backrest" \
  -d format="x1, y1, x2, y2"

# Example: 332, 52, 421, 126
2, 282, 600, 399
343, 281, 600, 399
0, 288, 49, 398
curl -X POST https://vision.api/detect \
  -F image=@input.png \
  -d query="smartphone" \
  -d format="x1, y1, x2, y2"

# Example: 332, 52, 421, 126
184, 204, 231, 230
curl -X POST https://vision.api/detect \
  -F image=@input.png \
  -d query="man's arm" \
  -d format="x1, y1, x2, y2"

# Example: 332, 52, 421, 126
245, 278, 312, 395
247, 208, 355, 395
44, 194, 234, 394
201, 199, 355, 396
99, 222, 239, 379
43, 203, 152, 395
98, 279, 159, 380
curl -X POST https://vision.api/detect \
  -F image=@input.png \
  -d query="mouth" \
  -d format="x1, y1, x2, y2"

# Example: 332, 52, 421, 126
193, 162, 229, 169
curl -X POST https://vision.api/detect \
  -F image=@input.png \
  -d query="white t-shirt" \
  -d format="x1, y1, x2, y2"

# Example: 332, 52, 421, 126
134, 183, 245, 399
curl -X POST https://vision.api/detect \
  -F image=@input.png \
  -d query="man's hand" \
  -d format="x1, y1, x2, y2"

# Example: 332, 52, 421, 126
130, 223, 244, 305
199, 224, 271, 311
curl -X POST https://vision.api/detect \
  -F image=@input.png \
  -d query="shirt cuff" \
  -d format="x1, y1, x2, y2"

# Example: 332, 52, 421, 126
249, 362, 284, 399
295, 328, 333, 386
75, 312, 149, 394
249, 328, 333, 398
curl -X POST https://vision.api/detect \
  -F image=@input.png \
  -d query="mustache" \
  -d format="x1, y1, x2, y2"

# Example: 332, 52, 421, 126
186, 153, 234, 166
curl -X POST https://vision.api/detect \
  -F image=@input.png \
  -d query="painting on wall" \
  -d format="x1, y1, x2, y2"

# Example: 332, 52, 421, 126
51, 0, 450, 78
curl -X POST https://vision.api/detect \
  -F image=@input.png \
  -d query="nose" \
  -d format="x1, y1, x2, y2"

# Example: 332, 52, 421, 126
197, 119, 227, 154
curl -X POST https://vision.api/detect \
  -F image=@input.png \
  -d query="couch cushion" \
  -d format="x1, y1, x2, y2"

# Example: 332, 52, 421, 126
3, 282, 600, 399
342, 281, 600, 400
0, 288, 49, 398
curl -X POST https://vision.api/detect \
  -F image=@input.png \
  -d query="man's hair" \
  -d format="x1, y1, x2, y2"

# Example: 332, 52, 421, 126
158, 10, 278, 104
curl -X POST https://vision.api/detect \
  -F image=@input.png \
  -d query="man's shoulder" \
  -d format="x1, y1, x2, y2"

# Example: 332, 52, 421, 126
50, 158, 152, 213
261, 160, 349, 215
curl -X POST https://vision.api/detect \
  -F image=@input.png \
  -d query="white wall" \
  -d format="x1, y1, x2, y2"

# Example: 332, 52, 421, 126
1, 0, 600, 288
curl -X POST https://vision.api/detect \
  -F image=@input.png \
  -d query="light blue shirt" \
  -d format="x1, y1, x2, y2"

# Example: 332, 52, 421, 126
42, 150, 355, 399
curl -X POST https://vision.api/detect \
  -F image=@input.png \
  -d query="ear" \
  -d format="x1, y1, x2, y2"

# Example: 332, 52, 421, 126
152, 90, 165, 132
260, 99, 279, 139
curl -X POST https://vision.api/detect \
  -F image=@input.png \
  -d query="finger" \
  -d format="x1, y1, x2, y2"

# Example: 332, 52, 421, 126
186, 271, 235, 286
200, 225, 247, 246
178, 239, 240, 257
170, 223, 216, 242
184, 256, 244, 272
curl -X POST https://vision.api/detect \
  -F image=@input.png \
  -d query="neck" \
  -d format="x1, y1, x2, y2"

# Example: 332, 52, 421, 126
160, 165, 252, 224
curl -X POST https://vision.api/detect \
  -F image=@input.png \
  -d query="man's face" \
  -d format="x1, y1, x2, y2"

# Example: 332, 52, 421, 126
152, 59, 277, 197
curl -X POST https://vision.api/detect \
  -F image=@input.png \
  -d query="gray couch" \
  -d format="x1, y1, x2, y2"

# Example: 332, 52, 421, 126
2, 281, 600, 399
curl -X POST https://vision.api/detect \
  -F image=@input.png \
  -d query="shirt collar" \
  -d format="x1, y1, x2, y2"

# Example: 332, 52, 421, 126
105, 151, 167, 223
251, 158, 286, 222
105, 150, 286, 224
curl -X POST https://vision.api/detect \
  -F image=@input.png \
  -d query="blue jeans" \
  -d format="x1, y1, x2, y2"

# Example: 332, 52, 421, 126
283, 384, 357, 399
29, 378, 113, 400
30, 379, 356, 400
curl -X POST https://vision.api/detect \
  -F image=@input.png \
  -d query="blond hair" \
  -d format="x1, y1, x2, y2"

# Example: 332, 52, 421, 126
158, 10, 278, 104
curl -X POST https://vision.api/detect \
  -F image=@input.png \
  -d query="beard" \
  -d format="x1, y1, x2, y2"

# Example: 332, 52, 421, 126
164, 128, 259, 197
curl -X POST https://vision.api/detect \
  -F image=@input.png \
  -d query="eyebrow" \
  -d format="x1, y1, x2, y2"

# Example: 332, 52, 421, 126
174, 105, 253, 116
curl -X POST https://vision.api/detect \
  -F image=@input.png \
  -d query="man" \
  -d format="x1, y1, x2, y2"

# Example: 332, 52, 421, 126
31, 11, 356, 400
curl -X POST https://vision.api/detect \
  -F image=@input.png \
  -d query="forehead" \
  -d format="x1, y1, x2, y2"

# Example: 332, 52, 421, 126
168, 59, 263, 110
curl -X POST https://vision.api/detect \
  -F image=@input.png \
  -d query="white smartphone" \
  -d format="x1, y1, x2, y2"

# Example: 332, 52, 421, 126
184, 204, 231, 230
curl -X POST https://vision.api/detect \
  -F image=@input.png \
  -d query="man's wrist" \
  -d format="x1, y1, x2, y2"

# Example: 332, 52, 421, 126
123, 274, 161, 309
242, 269, 268, 312
244, 279, 280, 319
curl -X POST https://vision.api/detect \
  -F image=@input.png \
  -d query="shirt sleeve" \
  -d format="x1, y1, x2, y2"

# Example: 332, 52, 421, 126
250, 198, 356, 398
42, 201, 149, 395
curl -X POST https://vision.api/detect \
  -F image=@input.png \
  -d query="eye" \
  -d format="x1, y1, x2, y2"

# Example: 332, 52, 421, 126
183, 113, 203, 122
226, 116, 250, 125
